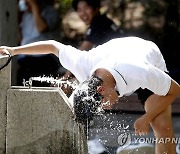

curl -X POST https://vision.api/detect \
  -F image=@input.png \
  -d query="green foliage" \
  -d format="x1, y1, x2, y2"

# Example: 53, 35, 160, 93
58, 0, 72, 9
57, 0, 73, 16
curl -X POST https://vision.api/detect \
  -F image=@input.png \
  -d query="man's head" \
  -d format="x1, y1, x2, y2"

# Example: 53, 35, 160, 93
73, 68, 119, 125
73, 75, 103, 124
72, 0, 100, 25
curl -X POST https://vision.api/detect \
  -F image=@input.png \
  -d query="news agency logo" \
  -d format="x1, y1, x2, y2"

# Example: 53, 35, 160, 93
117, 132, 180, 151
134, 137, 180, 144
117, 132, 131, 148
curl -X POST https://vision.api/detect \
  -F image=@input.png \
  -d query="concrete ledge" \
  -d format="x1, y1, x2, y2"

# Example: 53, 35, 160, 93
6, 88, 87, 154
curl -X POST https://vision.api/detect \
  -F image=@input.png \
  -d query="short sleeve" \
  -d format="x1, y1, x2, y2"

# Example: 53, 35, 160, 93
142, 64, 171, 96
58, 45, 80, 70
58, 45, 91, 82
116, 61, 172, 97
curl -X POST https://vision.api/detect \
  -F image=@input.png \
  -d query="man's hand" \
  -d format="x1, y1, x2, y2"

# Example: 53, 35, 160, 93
134, 114, 151, 136
0, 46, 14, 56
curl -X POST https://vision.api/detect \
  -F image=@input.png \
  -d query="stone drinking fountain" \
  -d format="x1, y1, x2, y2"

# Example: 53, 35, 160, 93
0, 56, 88, 154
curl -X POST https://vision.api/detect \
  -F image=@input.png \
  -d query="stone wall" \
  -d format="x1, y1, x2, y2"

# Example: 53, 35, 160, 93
0, 57, 11, 154
0, 0, 18, 85
0, 0, 18, 147
6, 88, 88, 154
0, 0, 17, 46
0, 58, 88, 154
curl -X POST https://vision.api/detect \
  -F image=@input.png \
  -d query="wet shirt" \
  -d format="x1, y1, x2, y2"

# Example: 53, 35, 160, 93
85, 14, 120, 45
58, 37, 171, 97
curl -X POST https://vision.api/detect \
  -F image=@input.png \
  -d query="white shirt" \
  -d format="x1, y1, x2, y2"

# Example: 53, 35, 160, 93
58, 37, 171, 97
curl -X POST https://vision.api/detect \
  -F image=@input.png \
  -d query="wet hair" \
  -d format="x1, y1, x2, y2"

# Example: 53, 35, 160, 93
73, 75, 103, 125
72, 0, 101, 11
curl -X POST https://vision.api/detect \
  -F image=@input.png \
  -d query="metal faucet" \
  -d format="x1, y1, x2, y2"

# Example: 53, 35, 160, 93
22, 78, 33, 89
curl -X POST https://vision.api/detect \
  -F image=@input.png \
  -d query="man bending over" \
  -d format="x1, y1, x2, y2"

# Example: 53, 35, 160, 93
0, 36, 180, 154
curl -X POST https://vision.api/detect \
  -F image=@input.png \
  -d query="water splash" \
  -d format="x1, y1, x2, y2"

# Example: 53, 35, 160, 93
22, 76, 136, 153
23, 76, 79, 90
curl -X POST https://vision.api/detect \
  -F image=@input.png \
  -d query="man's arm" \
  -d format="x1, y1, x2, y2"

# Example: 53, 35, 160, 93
134, 79, 180, 135
0, 40, 64, 57
79, 40, 94, 51
145, 79, 179, 120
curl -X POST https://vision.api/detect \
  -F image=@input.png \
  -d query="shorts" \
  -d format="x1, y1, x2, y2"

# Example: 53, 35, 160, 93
135, 72, 170, 105
135, 88, 154, 106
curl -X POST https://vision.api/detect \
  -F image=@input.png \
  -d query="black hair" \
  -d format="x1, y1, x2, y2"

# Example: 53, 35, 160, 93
73, 75, 103, 125
72, 0, 101, 11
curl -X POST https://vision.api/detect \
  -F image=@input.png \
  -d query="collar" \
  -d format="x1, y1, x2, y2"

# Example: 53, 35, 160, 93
90, 65, 127, 97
